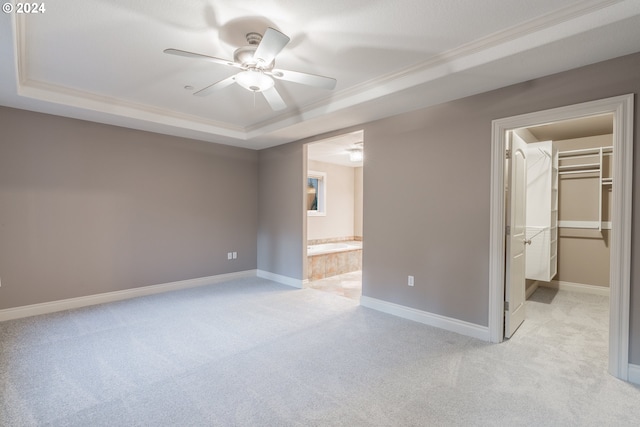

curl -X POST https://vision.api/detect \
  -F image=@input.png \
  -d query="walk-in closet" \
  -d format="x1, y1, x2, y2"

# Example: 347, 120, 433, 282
522, 114, 613, 293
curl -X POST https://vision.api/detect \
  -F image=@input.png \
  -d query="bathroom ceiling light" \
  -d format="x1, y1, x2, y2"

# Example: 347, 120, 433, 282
349, 149, 363, 162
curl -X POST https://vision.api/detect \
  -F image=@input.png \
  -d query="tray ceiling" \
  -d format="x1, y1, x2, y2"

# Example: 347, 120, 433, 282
1, 0, 640, 149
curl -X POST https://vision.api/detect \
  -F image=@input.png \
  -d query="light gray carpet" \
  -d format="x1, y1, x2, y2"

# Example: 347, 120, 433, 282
1, 278, 639, 426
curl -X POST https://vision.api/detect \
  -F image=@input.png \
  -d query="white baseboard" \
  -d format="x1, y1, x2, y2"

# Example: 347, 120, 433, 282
0, 270, 257, 322
539, 280, 610, 296
360, 296, 489, 341
628, 364, 640, 386
256, 270, 304, 289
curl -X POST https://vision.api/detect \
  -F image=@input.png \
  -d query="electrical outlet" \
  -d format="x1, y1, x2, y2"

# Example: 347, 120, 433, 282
232, 252, 237, 259
408, 275, 414, 286
227, 252, 232, 260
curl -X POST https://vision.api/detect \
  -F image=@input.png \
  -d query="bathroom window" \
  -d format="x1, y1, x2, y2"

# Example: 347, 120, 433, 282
307, 171, 326, 216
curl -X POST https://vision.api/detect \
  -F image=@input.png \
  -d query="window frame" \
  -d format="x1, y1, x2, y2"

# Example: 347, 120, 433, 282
307, 170, 327, 216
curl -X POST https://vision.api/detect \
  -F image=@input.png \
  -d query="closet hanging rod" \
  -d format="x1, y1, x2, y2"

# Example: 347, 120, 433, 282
526, 227, 547, 241
559, 169, 600, 175
559, 163, 600, 170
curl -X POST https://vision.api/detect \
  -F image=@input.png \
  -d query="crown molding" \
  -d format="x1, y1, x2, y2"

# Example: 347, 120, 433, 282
19, 79, 247, 138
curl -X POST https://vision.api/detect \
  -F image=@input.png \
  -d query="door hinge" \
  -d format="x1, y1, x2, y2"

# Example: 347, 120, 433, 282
504, 301, 509, 311
505, 149, 511, 159
506, 225, 511, 236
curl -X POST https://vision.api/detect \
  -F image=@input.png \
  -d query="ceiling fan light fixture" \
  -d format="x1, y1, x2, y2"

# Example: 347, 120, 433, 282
235, 69, 274, 92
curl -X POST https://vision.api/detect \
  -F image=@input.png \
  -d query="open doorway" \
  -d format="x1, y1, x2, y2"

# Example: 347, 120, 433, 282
505, 115, 614, 338
522, 116, 614, 298
489, 95, 633, 381
503, 115, 614, 372
304, 130, 364, 300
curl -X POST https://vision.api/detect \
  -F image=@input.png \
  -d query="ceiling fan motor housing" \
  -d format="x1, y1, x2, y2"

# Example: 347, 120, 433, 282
233, 32, 275, 70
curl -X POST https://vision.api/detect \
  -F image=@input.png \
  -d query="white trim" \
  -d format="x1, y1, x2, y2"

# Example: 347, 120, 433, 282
256, 270, 304, 289
628, 364, 640, 386
0, 270, 257, 322
609, 94, 633, 382
488, 110, 509, 344
489, 94, 633, 381
360, 296, 489, 341
541, 280, 610, 296
306, 170, 327, 216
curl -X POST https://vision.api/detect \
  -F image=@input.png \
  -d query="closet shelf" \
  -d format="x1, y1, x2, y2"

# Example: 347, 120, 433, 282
558, 220, 612, 230
559, 163, 600, 170
558, 146, 613, 157
558, 145, 612, 233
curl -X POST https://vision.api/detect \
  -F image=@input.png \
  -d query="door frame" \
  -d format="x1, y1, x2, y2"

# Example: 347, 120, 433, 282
488, 94, 634, 381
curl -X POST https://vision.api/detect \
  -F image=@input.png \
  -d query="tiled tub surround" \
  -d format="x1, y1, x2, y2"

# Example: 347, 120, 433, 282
307, 240, 362, 281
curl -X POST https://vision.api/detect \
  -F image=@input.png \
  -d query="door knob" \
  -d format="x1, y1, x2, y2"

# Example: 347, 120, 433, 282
524, 239, 532, 245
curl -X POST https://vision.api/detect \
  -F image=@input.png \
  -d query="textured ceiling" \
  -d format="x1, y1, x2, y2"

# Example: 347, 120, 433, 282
1, 1, 640, 149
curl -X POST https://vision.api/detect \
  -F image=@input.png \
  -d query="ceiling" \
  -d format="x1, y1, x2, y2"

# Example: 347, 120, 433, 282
307, 130, 364, 168
1, 1, 639, 150
527, 114, 613, 141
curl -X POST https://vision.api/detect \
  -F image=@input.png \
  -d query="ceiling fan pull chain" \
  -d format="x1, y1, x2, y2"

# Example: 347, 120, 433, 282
253, 91, 256, 109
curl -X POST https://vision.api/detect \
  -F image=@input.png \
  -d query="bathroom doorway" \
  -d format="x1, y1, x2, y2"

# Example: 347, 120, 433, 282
304, 130, 364, 300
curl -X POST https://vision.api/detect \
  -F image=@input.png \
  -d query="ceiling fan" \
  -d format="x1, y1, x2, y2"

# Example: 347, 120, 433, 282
164, 27, 337, 111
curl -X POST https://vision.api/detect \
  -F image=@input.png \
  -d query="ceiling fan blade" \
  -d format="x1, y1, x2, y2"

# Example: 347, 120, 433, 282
253, 28, 290, 65
164, 48, 241, 69
270, 68, 336, 90
193, 74, 237, 97
262, 86, 287, 111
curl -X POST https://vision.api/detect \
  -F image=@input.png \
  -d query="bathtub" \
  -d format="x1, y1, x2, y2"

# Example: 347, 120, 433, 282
307, 240, 362, 281
307, 241, 362, 256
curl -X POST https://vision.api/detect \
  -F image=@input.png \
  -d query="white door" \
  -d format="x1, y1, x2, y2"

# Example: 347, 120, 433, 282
505, 132, 528, 338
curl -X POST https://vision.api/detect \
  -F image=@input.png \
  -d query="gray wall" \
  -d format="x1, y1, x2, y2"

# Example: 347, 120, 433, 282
2, 53, 639, 365
0, 107, 258, 309
256, 52, 640, 364
257, 143, 305, 279
362, 100, 491, 325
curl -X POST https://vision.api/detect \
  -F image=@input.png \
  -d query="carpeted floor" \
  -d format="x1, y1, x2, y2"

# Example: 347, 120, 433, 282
1, 277, 639, 426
